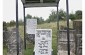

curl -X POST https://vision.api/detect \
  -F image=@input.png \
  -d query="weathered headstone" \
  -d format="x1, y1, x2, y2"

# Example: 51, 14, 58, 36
26, 19, 37, 43
26, 19, 37, 34
73, 20, 82, 55
34, 29, 52, 55
76, 34, 82, 55
73, 20, 82, 34
58, 30, 76, 55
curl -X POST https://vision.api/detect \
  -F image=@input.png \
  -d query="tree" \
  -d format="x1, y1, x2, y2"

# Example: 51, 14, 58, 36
26, 14, 32, 19
46, 9, 66, 22
69, 13, 75, 20
48, 10, 57, 22
9, 20, 16, 27
58, 9, 66, 20
33, 16, 44, 24
75, 10, 82, 19
3, 21, 8, 31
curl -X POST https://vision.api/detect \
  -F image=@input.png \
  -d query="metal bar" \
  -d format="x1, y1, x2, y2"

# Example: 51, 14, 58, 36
24, 3, 57, 8
57, 3, 59, 34
16, 0, 19, 55
56, 2, 59, 55
23, 5, 26, 49
66, 0, 70, 55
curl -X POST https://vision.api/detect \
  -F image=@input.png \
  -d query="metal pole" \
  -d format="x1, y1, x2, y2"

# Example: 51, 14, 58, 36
16, 0, 19, 55
23, 5, 26, 50
57, 1, 59, 32
66, 0, 70, 55
56, 1, 59, 55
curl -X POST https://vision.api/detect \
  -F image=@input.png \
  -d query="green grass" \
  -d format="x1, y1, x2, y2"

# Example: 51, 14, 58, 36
3, 47, 7, 55
3, 21, 73, 55
24, 41, 34, 55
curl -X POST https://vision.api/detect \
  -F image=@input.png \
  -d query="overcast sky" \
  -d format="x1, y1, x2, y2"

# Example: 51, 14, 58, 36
3, 0, 82, 22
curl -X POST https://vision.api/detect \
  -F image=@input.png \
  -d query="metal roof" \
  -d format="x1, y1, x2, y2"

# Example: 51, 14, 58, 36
21, 0, 60, 7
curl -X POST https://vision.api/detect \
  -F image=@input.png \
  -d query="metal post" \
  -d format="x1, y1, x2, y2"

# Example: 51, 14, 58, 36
56, 1, 59, 55
23, 5, 26, 50
57, 1, 59, 32
66, 0, 70, 55
16, 0, 19, 55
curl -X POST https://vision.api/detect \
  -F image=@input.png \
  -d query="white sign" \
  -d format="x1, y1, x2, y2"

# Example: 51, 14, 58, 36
26, 19, 37, 34
35, 29, 52, 55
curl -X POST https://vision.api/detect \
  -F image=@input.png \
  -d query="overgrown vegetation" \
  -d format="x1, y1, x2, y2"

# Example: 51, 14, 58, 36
3, 10, 82, 27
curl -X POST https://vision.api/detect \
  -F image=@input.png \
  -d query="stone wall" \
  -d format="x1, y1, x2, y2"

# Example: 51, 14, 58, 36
3, 28, 24, 55
57, 30, 76, 55
3, 31, 9, 47
76, 34, 82, 55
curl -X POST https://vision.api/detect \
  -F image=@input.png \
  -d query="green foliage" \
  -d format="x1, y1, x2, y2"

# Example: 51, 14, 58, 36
46, 9, 66, 23
9, 20, 16, 27
69, 13, 75, 20
46, 10, 82, 22
58, 9, 66, 20
26, 14, 32, 19
3, 21, 8, 31
25, 14, 44, 24
5, 19, 24, 27
75, 10, 82, 19
49, 10, 57, 22
3, 47, 7, 55
33, 16, 44, 24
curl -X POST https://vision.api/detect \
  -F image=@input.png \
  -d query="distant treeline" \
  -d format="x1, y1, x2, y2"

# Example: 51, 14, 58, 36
3, 10, 82, 31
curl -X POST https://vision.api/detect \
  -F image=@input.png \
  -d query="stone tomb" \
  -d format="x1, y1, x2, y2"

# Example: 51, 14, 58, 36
26, 19, 37, 43
26, 19, 37, 34
34, 29, 52, 55
58, 30, 76, 55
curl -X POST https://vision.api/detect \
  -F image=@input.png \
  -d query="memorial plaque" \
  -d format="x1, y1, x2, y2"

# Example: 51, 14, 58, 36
26, 19, 37, 34
35, 29, 52, 55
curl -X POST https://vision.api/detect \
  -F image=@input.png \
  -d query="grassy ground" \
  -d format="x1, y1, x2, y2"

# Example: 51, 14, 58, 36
3, 21, 73, 55
3, 47, 7, 55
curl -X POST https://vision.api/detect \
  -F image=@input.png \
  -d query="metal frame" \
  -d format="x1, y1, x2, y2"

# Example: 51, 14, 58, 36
21, 0, 60, 7
24, 3, 57, 8
23, 4, 26, 50
66, 0, 70, 55
16, 0, 70, 55
56, 1, 59, 55
16, 0, 19, 55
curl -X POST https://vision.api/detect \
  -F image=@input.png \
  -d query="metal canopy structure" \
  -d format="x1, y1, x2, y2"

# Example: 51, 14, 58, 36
16, 0, 70, 55
21, 0, 60, 7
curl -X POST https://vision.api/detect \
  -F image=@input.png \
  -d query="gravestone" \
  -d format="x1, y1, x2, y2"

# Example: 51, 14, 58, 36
34, 29, 52, 55
26, 19, 37, 34
7, 28, 23, 55
76, 34, 82, 55
26, 19, 37, 43
58, 30, 76, 55
73, 20, 82, 34
73, 20, 82, 55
